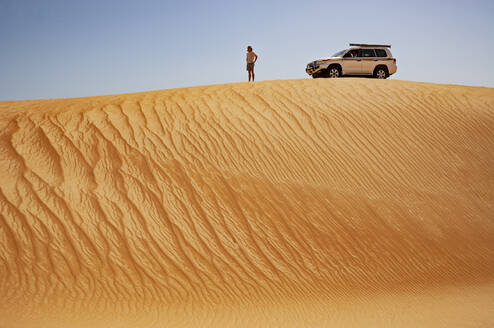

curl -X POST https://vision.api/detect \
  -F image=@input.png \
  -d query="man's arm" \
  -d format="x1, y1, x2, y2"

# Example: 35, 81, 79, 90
254, 54, 258, 63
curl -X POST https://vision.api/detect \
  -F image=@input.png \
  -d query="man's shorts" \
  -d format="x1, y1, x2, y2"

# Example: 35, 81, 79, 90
247, 63, 255, 71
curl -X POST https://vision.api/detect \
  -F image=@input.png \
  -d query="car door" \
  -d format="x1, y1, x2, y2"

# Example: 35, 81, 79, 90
374, 48, 390, 72
342, 50, 362, 75
360, 48, 377, 75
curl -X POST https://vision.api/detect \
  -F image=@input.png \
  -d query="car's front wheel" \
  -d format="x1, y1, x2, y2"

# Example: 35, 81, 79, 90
327, 66, 341, 78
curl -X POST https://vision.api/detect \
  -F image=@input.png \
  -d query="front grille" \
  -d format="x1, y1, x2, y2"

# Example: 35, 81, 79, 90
308, 62, 319, 69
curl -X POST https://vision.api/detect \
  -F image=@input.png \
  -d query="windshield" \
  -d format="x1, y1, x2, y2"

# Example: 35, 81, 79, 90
331, 50, 346, 57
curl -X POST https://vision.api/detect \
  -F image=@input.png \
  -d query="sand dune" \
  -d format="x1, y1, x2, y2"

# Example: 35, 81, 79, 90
0, 79, 493, 327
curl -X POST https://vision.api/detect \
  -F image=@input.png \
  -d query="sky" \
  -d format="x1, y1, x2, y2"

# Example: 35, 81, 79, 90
1, 0, 493, 100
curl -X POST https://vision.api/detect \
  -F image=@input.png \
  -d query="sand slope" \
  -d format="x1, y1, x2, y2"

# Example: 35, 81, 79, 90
0, 79, 493, 327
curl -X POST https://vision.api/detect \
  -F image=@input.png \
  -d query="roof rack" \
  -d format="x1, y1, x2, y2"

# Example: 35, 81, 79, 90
349, 43, 391, 48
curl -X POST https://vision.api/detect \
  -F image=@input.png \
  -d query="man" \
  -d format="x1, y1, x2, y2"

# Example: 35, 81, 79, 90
246, 46, 258, 82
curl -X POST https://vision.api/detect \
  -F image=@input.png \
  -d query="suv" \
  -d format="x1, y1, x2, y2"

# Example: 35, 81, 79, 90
306, 44, 397, 79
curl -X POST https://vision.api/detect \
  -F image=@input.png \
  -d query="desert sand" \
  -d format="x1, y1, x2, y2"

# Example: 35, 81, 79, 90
0, 78, 493, 327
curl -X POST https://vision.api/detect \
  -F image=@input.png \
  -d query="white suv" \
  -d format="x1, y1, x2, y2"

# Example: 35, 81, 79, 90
306, 43, 397, 79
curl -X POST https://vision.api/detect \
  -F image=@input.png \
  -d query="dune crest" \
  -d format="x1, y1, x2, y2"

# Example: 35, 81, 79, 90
1, 79, 494, 327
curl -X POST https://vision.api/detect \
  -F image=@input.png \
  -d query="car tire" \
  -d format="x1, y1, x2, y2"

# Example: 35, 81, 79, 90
374, 67, 388, 79
327, 66, 341, 78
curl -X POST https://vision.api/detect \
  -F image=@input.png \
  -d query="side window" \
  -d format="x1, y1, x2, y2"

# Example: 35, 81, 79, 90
361, 49, 376, 57
375, 49, 387, 57
343, 52, 352, 58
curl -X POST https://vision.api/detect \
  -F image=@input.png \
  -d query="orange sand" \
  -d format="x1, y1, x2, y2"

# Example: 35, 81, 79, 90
0, 79, 493, 327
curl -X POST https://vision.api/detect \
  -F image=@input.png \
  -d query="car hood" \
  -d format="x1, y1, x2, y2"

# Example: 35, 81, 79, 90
311, 58, 340, 64
308, 57, 341, 66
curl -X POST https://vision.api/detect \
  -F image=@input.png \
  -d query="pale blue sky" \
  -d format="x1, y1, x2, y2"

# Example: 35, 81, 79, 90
1, 0, 493, 100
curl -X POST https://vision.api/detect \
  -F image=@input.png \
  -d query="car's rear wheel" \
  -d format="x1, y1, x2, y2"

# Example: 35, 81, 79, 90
327, 66, 341, 78
374, 67, 388, 79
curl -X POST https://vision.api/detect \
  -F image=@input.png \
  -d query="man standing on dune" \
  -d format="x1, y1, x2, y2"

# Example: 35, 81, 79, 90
246, 46, 258, 82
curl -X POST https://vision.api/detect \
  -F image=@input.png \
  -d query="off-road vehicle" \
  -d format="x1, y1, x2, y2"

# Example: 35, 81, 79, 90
306, 43, 397, 79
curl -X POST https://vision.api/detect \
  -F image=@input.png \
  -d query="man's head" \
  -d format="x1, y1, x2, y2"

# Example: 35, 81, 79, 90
247, 46, 252, 52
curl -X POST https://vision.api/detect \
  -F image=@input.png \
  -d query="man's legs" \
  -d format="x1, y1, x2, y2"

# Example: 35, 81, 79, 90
248, 69, 255, 82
